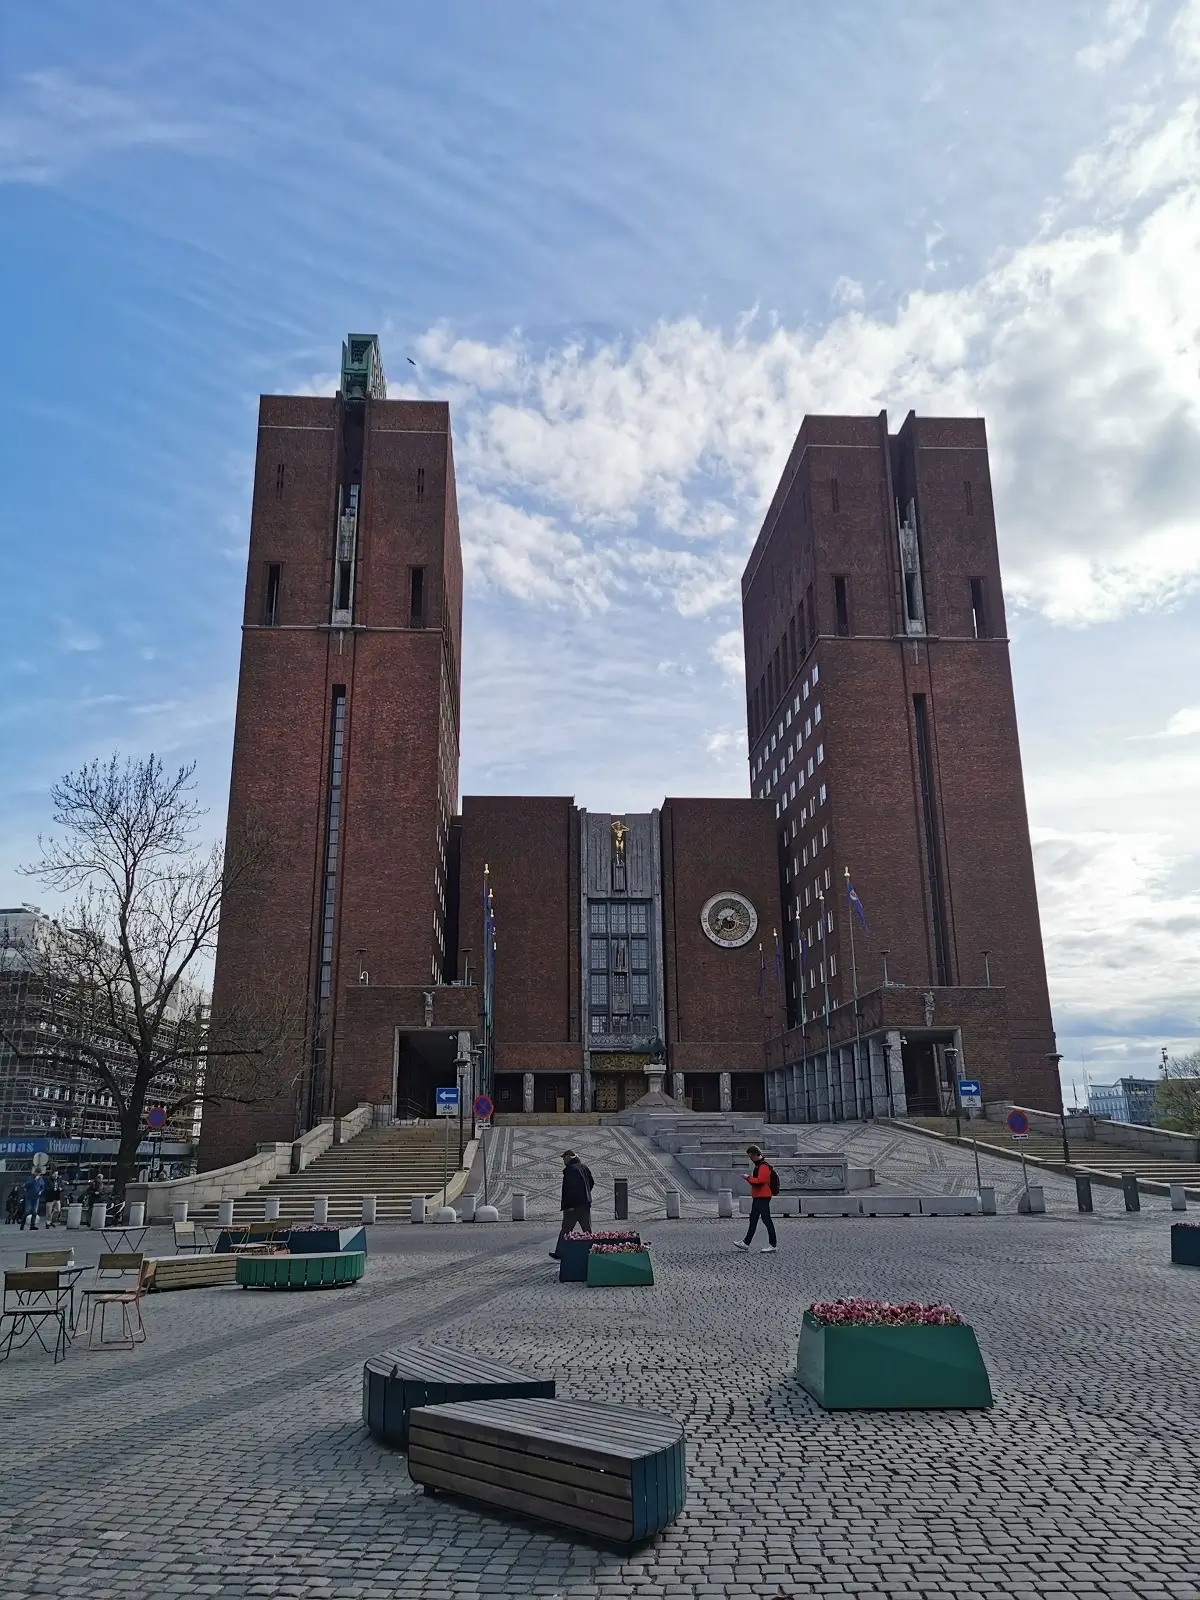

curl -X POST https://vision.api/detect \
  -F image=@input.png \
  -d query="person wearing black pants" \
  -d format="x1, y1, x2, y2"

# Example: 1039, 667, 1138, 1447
735, 1144, 777, 1252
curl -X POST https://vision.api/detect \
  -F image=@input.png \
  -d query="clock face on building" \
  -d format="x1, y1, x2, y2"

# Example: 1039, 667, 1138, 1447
700, 892, 758, 949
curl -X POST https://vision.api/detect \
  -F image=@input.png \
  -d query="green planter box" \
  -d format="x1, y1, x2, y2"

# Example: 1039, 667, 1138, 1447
1170, 1224, 1200, 1267
236, 1250, 366, 1289
586, 1250, 654, 1287
796, 1312, 992, 1409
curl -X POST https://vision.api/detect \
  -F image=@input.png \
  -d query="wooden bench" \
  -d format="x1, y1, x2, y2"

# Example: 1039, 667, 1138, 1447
146, 1254, 238, 1292
363, 1342, 556, 1447
408, 1396, 685, 1545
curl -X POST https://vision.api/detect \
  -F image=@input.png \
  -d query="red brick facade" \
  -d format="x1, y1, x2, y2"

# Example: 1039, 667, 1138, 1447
202, 358, 1059, 1158
201, 361, 463, 1169
742, 411, 1059, 1112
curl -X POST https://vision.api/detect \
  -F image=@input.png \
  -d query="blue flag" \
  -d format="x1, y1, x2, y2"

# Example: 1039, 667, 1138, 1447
846, 877, 868, 931
798, 931, 808, 973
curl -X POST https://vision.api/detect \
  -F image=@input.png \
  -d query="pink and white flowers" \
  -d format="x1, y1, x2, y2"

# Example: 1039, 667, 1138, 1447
808, 1297, 962, 1327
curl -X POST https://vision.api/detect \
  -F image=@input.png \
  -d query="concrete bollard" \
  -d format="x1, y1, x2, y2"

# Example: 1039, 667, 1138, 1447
434, 1206, 458, 1224
91, 1203, 108, 1231
218, 1199, 235, 1228
1121, 1174, 1140, 1212
127, 1202, 146, 1227
1075, 1175, 1093, 1213
978, 1186, 997, 1216
1017, 1184, 1046, 1215
264, 1197, 281, 1221
410, 1195, 426, 1224
475, 1204, 499, 1223
1170, 1183, 1187, 1212
511, 1191, 526, 1222
459, 1193, 476, 1222
717, 1189, 734, 1219
361, 1194, 377, 1225
665, 1190, 681, 1219
66, 1202, 82, 1230
312, 1195, 329, 1225
170, 1201, 188, 1224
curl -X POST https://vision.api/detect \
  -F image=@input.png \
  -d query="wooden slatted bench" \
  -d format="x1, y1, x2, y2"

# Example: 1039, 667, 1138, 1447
146, 1254, 238, 1292
363, 1342, 556, 1448
408, 1396, 685, 1546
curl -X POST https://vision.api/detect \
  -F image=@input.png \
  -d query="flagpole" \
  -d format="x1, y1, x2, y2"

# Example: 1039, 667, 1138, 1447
818, 890, 837, 1119
845, 867, 868, 1120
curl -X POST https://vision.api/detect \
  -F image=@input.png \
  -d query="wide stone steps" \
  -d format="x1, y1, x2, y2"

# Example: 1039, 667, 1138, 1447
190, 1125, 457, 1225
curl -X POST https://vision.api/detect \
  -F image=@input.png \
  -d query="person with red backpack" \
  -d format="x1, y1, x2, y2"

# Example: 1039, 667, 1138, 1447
735, 1144, 778, 1252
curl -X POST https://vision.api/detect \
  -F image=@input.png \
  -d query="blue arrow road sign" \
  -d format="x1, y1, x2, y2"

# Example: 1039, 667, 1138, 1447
435, 1086, 460, 1116
958, 1079, 982, 1099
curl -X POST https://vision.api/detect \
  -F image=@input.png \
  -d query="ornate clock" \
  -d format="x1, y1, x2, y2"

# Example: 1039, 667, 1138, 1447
700, 891, 758, 949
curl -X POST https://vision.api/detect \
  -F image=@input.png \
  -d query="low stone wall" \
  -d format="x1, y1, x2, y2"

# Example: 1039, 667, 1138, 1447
986, 1102, 1200, 1162
129, 1104, 373, 1219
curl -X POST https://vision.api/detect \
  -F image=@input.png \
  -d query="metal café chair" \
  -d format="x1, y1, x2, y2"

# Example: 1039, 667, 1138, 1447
1, 1269, 72, 1364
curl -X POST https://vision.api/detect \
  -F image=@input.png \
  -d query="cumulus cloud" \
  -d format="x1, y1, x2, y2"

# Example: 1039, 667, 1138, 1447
425, 45, 1200, 634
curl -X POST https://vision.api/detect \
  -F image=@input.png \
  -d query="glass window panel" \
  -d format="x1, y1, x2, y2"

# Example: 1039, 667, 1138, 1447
590, 1015, 607, 1034
611, 974, 629, 1010
630, 904, 648, 935
590, 938, 608, 971
590, 974, 608, 1006
631, 938, 649, 970
631, 974, 650, 1006
610, 903, 628, 934
589, 903, 607, 934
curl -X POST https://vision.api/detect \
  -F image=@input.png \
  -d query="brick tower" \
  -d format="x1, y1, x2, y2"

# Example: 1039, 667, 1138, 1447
200, 337, 462, 1166
742, 412, 1060, 1120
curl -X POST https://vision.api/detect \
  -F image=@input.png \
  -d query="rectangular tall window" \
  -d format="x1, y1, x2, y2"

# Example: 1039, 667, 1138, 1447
970, 577, 989, 638
964, 479, 974, 515
913, 693, 952, 985
830, 477, 840, 513
274, 462, 285, 499
589, 902, 608, 934
416, 466, 425, 501
834, 576, 850, 636
590, 974, 608, 1007
264, 564, 281, 626
410, 566, 425, 628
806, 582, 815, 639
336, 561, 353, 612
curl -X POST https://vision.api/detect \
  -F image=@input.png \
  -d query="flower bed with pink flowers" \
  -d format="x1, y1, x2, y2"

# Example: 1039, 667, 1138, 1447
591, 1241, 652, 1255
808, 1297, 962, 1327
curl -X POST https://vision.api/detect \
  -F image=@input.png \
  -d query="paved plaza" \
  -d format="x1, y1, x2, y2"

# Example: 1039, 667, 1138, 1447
1, 1128, 1197, 1599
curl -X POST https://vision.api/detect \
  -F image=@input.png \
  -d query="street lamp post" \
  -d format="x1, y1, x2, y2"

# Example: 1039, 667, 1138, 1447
1047, 1053, 1067, 1164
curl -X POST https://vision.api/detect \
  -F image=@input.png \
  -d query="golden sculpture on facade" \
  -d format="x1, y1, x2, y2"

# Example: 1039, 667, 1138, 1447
611, 818, 628, 865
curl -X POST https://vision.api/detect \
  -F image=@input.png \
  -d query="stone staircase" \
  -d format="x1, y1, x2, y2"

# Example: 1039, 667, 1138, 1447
904, 1118, 1200, 1197
190, 1124, 455, 1225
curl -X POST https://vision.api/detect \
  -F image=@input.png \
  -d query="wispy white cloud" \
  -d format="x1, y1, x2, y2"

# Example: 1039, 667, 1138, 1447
0, 69, 208, 184
1077, 0, 1151, 72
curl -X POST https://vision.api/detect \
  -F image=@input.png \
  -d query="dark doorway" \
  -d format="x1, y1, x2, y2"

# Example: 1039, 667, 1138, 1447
685, 1073, 721, 1112
396, 1031, 462, 1118
494, 1074, 522, 1114
534, 1073, 571, 1114
902, 1040, 941, 1117
731, 1073, 766, 1113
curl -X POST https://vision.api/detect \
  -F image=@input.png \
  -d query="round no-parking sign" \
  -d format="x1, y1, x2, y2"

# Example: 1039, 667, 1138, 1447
473, 1093, 494, 1121
1006, 1108, 1029, 1140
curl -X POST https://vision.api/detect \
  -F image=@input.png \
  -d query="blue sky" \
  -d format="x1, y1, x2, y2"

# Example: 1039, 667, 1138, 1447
3, 0, 1200, 1099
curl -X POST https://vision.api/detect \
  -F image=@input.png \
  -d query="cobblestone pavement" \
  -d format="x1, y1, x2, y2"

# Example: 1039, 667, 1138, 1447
480, 1122, 1171, 1220
1, 1196, 1196, 1600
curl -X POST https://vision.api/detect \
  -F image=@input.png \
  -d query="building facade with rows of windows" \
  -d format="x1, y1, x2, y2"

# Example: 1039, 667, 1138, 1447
199, 344, 1060, 1167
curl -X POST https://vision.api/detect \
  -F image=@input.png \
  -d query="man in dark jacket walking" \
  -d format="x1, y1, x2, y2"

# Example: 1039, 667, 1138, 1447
550, 1149, 594, 1258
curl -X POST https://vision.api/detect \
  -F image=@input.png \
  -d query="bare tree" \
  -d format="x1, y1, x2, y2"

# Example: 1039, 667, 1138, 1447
1155, 1049, 1200, 1135
4, 754, 296, 1198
